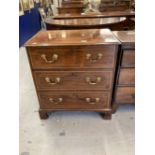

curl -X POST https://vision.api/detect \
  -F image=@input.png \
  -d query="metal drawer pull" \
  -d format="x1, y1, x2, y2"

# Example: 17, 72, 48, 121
41, 54, 58, 63
45, 77, 61, 85
86, 53, 103, 62
86, 77, 102, 85
49, 98, 63, 104
85, 98, 100, 105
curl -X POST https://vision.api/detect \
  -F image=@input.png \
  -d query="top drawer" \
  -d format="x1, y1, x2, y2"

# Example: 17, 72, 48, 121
28, 47, 80, 69
121, 49, 135, 67
27, 45, 117, 69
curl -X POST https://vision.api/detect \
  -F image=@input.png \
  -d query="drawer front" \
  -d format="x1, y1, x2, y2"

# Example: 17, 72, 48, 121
115, 87, 135, 104
59, 8, 83, 14
28, 47, 81, 69
82, 46, 116, 69
118, 68, 135, 85
38, 91, 111, 109
34, 71, 113, 91
121, 50, 135, 67
28, 46, 116, 69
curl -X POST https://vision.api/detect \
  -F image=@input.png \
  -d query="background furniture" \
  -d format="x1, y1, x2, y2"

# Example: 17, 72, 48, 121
52, 10, 135, 19
99, 0, 131, 12
112, 31, 135, 111
48, 0, 132, 15
62, 1, 83, 6
57, 6, 84, 14
57, 0, 132, 14
25, 29, 120, 120
62, 1, 83, 7
45, 16, 135, 31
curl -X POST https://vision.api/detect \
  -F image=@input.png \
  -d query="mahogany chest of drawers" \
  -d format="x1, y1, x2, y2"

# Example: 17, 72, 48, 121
112, 31, 135, 111
25, 29, 120, 120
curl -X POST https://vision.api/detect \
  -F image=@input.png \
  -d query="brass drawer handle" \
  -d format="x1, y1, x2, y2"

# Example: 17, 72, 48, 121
41, 54, 58, 63
49, 98, 63, 104
45, 77, 61, 85
85, 97, 100, 105
86, 77, 102, 85
86, 53, 103, 62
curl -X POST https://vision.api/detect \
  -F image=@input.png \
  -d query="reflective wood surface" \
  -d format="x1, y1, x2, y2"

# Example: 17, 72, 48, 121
53, 10, 135, 19
45, 17, 126, 26
112, 30, 135, 44
25, 29, 120, 47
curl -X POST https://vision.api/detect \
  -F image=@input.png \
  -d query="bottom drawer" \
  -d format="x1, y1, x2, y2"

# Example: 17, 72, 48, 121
38, 91, 111, 109
115, 87, 135, 104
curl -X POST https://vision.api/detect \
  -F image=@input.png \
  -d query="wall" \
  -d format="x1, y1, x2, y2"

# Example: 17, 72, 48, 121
19, 3, 41, 47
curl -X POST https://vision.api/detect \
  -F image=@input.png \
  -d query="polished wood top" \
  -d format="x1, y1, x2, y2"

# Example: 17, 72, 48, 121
53, 10, 135, 19
62, 1, 82, 4
62, 0, 82, 1
57, 5, 84, 9
61, 4, 84, 7
25, 29, 120, 47
45, 17, 126, 27
112, 31, 135, 44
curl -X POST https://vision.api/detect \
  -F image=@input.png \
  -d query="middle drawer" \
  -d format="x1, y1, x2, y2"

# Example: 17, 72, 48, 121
34, 71, 113, 91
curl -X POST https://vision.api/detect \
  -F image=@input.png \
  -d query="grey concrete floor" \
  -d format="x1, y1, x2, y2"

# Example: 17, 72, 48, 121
19, 47, 135, 155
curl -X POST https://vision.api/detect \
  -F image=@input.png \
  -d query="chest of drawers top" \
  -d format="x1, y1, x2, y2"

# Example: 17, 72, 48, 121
112, 31, 135, 46
25, 29, 120, 47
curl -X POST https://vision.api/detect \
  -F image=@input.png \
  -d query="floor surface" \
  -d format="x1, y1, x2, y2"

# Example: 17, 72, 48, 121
19, 47, 135, 155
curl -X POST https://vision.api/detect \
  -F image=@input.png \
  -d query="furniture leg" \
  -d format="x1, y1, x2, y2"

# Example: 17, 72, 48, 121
39, 110, 49, 119
112, 103, 119, 114
100, 112, 112, 120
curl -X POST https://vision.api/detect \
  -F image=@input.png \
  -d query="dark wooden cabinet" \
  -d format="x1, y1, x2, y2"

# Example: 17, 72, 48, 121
115, 87, 135, 104
99, 0, 131, 12
57, 6, 84, 14
112, 31, 135, 111
25, 29, 120, 120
